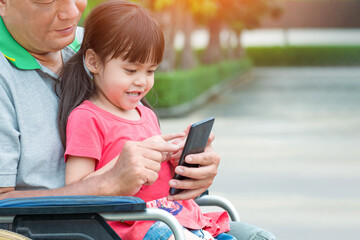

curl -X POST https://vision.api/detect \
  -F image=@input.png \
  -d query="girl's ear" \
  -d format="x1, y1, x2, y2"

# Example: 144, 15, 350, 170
84, 49, 101, 74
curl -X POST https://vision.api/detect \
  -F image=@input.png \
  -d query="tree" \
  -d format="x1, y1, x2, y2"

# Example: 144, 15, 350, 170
150, 0, 218, 70
201, 0, 283, 63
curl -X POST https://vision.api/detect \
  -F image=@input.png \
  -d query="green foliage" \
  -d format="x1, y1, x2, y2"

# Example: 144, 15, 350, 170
79, 0, 104, 26
146, 58, 252, 108
246, 45, 360, 66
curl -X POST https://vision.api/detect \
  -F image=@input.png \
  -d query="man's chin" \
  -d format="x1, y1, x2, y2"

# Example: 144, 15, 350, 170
49, 37, 77, 52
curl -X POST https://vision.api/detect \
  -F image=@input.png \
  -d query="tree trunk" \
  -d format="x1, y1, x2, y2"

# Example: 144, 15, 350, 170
225, 30, 236, 59
202, 19, 223, 64
180, 10, 197, 70
158, 5, 180, 72
235, 30, 245, 58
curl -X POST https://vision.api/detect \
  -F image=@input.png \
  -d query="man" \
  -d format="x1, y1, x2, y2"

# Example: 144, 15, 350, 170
0, 1, 276, 239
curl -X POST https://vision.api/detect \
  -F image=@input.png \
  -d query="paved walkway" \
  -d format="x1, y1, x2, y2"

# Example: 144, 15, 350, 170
160, 67, 360, 240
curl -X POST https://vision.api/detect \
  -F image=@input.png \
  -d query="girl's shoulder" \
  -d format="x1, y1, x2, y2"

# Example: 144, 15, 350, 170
67, 101, 106, 134
137, 105, 158, 121
68, 101, 103, 123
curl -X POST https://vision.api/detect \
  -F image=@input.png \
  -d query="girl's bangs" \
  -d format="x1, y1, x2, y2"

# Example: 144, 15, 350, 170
110, 12, 164, 64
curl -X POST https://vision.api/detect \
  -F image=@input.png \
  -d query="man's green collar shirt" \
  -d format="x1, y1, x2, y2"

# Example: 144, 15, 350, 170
0, 16, 80, 70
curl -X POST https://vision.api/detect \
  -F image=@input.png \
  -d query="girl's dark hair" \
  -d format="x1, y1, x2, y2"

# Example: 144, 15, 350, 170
57, 0, 164, 147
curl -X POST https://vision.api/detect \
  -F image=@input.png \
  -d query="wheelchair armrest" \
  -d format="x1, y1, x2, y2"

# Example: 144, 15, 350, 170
195, 193, 241, 222
0, 195, 145, 215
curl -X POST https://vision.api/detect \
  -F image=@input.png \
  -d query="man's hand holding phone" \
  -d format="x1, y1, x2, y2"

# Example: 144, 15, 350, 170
168, 117, 216, 197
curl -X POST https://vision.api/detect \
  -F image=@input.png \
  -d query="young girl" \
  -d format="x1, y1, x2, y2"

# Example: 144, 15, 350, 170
57, 1, 235, 239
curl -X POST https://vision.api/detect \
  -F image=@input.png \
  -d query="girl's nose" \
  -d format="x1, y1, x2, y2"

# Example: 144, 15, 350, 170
134, 74, 147, 86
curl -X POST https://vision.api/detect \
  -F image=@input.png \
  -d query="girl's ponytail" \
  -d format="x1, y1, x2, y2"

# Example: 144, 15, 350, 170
57, 49, 95, 147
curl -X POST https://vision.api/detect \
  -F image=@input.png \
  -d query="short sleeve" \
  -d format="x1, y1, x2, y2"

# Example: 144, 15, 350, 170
64, 108, 104, 162
0, 80, 20, 187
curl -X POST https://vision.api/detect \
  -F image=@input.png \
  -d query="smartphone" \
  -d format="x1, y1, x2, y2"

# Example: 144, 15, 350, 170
169, 117, 215, 196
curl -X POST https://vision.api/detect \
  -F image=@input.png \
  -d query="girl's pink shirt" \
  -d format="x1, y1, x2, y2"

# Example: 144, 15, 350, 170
65, 100, 230, 239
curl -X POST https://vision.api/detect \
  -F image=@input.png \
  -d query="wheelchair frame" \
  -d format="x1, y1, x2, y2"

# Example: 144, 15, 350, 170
0, 194, 240, 240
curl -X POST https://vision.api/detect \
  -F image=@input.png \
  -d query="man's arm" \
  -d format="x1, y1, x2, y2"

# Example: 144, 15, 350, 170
1, 137, 181, 200
0, 175, 109, 200
0, 187, 15, 194
0, 81, 21, 191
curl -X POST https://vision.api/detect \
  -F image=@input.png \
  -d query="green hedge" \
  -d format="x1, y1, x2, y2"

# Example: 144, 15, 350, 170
147, 58, 252, 108
246, 45, 360, 66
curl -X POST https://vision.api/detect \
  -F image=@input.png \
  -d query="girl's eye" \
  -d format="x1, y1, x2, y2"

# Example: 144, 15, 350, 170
125, 69, 136, 74
147, 70, 156, 74
34, 0, 55, 4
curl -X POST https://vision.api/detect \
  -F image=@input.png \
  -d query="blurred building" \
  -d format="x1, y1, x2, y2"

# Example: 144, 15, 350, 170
262, 0, 360, 28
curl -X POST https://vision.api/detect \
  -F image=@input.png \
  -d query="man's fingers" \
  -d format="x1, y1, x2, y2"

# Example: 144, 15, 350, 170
171, 151, 182, 162
167, 179, 208, 201
143, 155, 162, 172
174, 163, 217, 182
206, 132, 215, 146
169, 177, 211, 190
142, 168, 160, 185
131, 165, 159, 186
184, 146, 220, 168
139, 145, 174, 163
161, 132, 186, 142
140, 138, 179, 152
168, 188, 207, 201
140, 146, 164, 160
139, 133, 186, 161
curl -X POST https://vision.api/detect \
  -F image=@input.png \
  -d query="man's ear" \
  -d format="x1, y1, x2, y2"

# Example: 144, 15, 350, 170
84, 49, 101, 74
0, 0, 8, 17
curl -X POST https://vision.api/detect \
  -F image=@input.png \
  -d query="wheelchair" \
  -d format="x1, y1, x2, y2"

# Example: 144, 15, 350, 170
0, 191, 240, 240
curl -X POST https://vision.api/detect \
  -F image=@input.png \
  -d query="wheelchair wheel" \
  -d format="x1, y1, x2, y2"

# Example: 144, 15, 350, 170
0, 229, 30, 240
